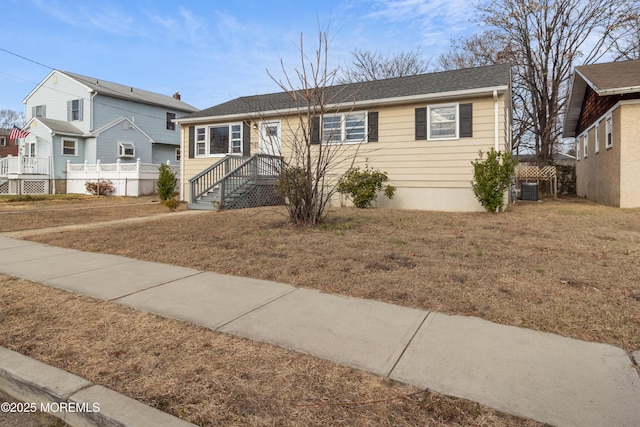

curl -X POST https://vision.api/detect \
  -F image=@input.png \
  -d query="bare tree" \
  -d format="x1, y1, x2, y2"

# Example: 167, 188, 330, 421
267, 33, 360, 225
610, 10, 640, 60
489, 0, 634, 162
441, 0, 634, 162
339, 48, 431, 83
0, 109, 25, 128
436, 31, 510, 71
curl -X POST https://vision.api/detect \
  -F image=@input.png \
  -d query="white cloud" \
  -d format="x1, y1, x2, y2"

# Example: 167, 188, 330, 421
31, 0, 137, 36
360, 0, 481, 51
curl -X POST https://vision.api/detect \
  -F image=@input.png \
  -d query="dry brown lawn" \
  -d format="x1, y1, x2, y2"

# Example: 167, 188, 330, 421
1, 194, 638, 425
0, 195, 182, 232
16, 196, 640, 353
0, 276, 540, 426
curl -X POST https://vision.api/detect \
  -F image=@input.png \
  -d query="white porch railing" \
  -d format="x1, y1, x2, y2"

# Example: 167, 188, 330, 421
66, 158, 179, 197
0, 155, 50, 176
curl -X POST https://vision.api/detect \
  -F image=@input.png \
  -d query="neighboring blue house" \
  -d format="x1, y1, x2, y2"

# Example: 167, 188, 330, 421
16, 70, 197, 193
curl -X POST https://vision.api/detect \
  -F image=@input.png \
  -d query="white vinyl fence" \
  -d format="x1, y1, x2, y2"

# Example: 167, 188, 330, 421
67, 159, 179, 197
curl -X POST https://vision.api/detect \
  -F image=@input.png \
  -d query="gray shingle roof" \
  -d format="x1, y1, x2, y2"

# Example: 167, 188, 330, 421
36, 118, 84, 135
563, 59, 640, 138
59, 71, 198, 113
576, 60, 640, 94
185, 63, 511, 119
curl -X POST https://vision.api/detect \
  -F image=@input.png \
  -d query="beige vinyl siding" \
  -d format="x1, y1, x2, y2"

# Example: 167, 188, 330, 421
180, 92, 509, 211
619, 103, 640, 208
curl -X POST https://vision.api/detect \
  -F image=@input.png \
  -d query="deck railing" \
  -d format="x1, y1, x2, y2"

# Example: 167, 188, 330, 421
219, 155, 282, 205
189, 155, 249, 203
189, 154, 283, 205
0, 155, 49, 176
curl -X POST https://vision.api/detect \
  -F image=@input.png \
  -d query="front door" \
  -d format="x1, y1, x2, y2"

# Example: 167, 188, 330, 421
258, 121, 281, 156
21, 141, 38, 173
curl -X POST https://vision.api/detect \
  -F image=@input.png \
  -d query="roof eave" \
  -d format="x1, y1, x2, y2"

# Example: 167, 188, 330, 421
175, 85, 510, 125
562, 72, 588, 138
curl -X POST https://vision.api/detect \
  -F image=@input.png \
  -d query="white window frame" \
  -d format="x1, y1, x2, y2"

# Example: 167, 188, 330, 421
583, 133, 588, 158
576, 138, 581, 161
34, 105, 46, 118
0, 137, 6, 146
594, 124, 599, 154
427, 103, 459, 140
605, 115, 613, 149
321, 111, 367, 144
118, 142, 135, 158
258, 120, 282, 155
196, 127, 206, 156
194, 123, 244, 157
166, 112, 176, 131
61, 138, 78, 156
69, 99, 82, 121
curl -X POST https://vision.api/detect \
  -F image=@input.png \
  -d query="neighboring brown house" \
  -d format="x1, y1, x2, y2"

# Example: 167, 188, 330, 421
0, 128, 19, 157
563, 59, 640, 208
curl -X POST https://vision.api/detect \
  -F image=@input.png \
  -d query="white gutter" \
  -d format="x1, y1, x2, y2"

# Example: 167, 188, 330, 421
493, 90, 499, 150
174, 85, 510, 126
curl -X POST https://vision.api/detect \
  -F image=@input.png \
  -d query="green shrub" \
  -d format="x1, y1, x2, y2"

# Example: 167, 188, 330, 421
157, 164, 178, 201
85, 180, 115, 196
337, 164, 396, 208
471, 148, 517, 213
161, 198, 180, 211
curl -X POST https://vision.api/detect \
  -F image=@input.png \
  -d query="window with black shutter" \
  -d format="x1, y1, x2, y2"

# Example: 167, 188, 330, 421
368, 112, 378, 142
459, 103, 472, 137
311, 116, 321, 144
415, 108, 427, 140
188, 126, 195, 158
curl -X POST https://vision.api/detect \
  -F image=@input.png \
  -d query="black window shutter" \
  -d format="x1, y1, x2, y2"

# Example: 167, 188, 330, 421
368, 112, 378, 142
243, 121, 251, 156
415, 108, 427, 140
459, 103, 473, 137
311, 116, 321, 144
188, 126, 195, 158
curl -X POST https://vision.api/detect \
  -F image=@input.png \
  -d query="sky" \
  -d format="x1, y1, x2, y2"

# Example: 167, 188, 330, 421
0, 0, 485, 115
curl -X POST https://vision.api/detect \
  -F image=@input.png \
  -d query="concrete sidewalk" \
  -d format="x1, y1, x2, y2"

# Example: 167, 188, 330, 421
0, 236, 638, 427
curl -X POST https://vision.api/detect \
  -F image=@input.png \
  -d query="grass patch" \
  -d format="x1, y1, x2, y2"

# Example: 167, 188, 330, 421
15, 196, 639, 353
0, 276, 541, 426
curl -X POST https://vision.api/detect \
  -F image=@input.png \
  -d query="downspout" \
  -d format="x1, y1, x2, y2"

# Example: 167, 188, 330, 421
180, 126, 185, 201
493, 90, 499, 151
90, 91, 96, 131
50, 135, 55, 194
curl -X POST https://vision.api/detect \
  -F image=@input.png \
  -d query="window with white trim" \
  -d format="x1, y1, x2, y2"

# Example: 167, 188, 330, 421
118, 142, 135, 158
33, 105, 46, 118
583, 134, 588, 158
175, 148, 181, 161
194, 123, 243, 156
428, 103, 458, 140
61, 138, 78, 156
594, 125, 599, 153
576, 138, 581, 161
0, 137, 6, 146
321, 112, 367, 144
166, 112, 176, 131
196, 127, 206, 155
67, 99, 83, 121
605, 115, 612, 148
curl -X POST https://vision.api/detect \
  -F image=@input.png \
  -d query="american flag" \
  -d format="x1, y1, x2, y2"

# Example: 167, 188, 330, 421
9, 125, 29, 140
